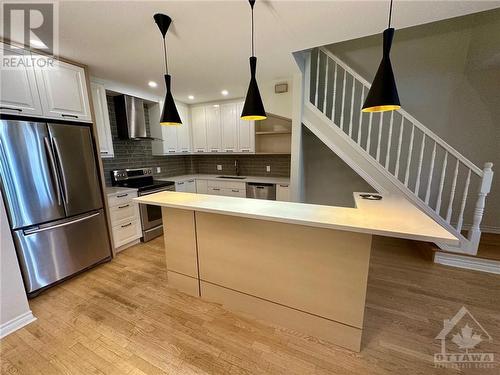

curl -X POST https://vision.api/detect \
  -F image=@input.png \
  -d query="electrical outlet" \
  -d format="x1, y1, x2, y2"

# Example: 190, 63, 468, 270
217, 164, 223, 171
156, 167, 161, 174
266, 166, 271, 173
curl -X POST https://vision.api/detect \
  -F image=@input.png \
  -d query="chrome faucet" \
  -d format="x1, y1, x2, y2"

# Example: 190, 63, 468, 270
235, 159, 239, 176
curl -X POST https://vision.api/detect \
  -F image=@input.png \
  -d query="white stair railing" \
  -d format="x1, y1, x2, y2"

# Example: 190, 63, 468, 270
306, 47, 494, 254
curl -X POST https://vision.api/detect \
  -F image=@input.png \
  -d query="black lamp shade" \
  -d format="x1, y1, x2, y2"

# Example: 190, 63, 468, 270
160, 74, 182, 126
362, 28, 401, 113
241, 57, 267, 121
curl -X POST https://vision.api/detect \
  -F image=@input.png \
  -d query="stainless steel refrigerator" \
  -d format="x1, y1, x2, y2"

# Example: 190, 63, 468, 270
0, 119, 112, 296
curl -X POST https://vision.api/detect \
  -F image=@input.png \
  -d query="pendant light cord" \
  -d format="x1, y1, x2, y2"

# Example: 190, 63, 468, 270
251, 3, 255, 57
163, 37, 169, 74
388, 0, 393, 28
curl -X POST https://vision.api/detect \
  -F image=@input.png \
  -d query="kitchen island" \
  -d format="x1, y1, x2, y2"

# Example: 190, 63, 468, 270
135, 192, 457, 351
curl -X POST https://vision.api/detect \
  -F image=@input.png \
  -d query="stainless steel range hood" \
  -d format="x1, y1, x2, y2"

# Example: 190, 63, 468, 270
114, 94, 156, 140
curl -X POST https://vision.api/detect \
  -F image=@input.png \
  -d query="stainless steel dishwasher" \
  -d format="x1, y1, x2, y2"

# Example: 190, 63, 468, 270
246, 183, 276, 200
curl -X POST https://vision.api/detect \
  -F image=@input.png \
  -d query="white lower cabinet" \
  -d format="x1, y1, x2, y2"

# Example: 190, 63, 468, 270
107, 189, 142, 251
175, 178, 196, 193
276, 184, 290, 201
196, 179, 208, 194
207, 180, 246, 198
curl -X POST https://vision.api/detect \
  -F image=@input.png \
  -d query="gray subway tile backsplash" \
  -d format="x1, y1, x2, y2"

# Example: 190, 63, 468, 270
102, 96, 290, 185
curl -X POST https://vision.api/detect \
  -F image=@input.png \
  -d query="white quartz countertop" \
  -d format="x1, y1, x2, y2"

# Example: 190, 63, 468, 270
106, 186, 138, 196
135, 192, 458, 245
157, 174, 290, 185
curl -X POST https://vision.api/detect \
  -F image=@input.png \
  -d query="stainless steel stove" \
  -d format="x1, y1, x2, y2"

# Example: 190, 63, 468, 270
111, 168, 174, 241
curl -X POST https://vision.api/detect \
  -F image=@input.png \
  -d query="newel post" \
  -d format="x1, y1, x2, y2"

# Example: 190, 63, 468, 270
467, 162, 494, 252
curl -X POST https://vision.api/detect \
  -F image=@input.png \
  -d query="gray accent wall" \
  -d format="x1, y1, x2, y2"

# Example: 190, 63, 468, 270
325, 9, 500, 230
102, 96, 290, 186
302, 126, 375, 208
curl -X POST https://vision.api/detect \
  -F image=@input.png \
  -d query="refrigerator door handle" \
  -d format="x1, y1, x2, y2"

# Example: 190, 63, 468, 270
43, 137, 63, 205
24, 211, 101, 235
51, 136, 69, 204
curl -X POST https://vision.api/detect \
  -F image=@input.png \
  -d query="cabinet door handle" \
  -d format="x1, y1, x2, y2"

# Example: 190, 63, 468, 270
279, 184, 289, 187
121, 223, 132, 228
241, 149, 250, 152
188, 180, 195, 183
225, 149, 233, 152
177, 182, 184, 185
0, 107, 22, 112
118, 204, 129, 209
211, 149, 219, 152
212, 188, 220, 191
101, 151, 109, 154
231, 189, 239, 192
116, 193, 128, 198
61, 114, 79, 118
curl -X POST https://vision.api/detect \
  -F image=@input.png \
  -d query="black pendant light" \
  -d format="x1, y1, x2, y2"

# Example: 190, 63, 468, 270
241, 0, 267, 121
154, 13, 182, 126
361, 0, 401, 113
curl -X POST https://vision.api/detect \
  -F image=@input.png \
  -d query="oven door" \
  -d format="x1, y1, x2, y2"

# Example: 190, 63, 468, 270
139, 202, 162, 231
138, 186, 174, 241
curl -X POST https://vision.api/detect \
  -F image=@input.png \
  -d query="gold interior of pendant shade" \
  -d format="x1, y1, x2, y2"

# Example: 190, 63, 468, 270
361, 104, 401, 113
241, 115, 267, 121
160, 121, 182, 126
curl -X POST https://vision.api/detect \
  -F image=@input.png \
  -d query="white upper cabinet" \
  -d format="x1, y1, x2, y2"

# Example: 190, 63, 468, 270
191, 105, 207, 153
237, 101, 255, 153
33, 56, 92, 122
0, 44, 43, 116
150, 101, 190, 155
90, 82, 114, 158
176, 104, 191, 153
221, 103, 239, 153
206, 105, 222, 153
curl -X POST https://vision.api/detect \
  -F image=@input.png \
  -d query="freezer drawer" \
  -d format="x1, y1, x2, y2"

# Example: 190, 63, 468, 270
13, 209, 111, 295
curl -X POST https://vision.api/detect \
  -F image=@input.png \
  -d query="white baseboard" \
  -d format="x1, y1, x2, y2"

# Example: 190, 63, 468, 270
434, 252, 500, 275
0, 310, 36, 339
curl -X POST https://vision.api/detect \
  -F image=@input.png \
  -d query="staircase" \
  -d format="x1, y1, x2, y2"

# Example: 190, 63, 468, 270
301, 47, 494, 255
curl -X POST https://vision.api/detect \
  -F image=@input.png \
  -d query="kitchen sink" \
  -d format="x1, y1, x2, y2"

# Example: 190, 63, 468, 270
216, 175, 247, 180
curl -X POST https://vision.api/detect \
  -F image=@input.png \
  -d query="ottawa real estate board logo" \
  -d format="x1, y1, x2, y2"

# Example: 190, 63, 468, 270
2, 2, 58, 68
435, 306, 495, 369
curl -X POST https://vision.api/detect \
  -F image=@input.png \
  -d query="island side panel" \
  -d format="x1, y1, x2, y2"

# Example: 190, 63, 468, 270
162, 207, 200, 297
195, 212, 371, 350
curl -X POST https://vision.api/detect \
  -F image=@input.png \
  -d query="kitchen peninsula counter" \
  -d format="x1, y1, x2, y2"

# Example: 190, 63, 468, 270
135, 192, 457, 351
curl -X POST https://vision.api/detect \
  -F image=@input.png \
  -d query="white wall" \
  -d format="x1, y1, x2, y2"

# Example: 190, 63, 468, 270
260, 78, 293, 119
326, 9, 500, 231
0, 191, 35, 338
302, 127, 376, 207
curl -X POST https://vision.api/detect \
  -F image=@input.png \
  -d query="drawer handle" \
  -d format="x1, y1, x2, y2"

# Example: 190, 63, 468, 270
177, 182, 184, 185
62, 114, 79, 118
231, 189, 239, 192
279, 184, 289, 187
116, 193, 128, 198
211, 149, 219, 152
0, 107, 22, 112
121, 223, 132, 228
168, 150, 176, 153
188, 180, 195, 183
241, 149, 250, 152
118, 204, 129, 209
212, 188, 220, 191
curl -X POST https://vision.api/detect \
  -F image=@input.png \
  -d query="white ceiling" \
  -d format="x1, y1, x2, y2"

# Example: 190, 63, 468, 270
53, 0, 500, 103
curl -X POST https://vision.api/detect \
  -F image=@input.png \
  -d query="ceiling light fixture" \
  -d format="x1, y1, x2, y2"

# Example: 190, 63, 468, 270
241, 0, 266, 121
148, 81, 158, 88
361, 0, 401, 113
188, 95, 195, 100
154, 13, 182, 126
221, 90, 229, 96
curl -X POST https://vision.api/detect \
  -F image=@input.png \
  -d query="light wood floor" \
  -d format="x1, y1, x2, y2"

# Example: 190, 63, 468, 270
1, 236, 499, 374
